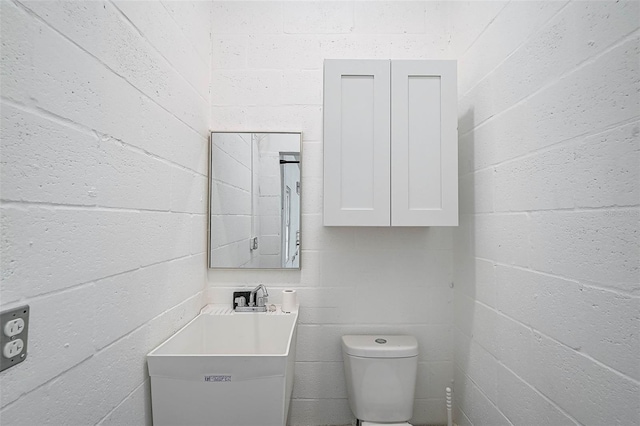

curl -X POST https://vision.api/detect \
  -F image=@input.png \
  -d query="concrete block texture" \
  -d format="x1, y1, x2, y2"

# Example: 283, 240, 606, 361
458, 0, 568, 95
454, 1, 640, 425
17, 0, 209, 134
495, 364, 578, 426
0, 1, 211, 425
284, 2, 354, 35
528, 210, 640, 292
205, 2, 617, 425
461, 36, 639, 173
2, 1, 638, 426
460, 1, 640, 133
496, 266, 640, 381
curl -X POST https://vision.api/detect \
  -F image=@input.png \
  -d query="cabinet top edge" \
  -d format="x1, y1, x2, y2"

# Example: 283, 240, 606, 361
323, 59, 457, 64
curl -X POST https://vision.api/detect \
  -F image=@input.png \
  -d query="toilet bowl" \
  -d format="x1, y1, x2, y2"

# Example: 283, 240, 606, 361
341, 335, 418, 425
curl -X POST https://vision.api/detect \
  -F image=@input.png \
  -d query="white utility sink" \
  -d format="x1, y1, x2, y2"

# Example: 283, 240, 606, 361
147, 305, 298, 426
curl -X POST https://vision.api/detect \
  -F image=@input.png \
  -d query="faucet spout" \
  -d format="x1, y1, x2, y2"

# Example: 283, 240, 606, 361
249, 284, 269, 307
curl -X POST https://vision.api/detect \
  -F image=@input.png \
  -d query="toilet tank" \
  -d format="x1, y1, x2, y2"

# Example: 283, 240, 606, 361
341, 335, 418, 423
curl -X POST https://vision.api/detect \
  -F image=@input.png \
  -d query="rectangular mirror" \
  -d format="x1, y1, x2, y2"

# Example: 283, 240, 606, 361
209, 132, 301, 269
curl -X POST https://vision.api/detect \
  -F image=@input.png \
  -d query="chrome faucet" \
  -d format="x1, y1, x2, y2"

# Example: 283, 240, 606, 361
249, 284, 269, 307
235, 284, 269, 312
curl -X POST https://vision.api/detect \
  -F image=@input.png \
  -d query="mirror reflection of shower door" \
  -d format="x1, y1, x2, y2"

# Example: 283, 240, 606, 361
280, 153, 300, 268
283, 186, 291, 266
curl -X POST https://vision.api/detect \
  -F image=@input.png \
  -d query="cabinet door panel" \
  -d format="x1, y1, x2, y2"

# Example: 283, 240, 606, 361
391, 60, 458, 226
324, 60, 391, 226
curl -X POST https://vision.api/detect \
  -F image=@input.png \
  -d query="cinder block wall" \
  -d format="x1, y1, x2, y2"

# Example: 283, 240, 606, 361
3, 1, 637, 425
453, 1, 640, 425
0, 1, 211, 424
205, 2, 508, 425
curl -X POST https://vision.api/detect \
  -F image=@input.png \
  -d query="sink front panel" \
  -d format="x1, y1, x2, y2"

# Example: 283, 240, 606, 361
148, 308, 298, 426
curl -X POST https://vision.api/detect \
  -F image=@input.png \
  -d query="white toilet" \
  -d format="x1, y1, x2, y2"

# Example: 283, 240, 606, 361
341, 335, 419, 426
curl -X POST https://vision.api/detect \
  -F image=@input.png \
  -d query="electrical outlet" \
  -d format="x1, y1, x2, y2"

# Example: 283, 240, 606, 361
3, 339, 24, 358
0, 305, 29, 372
4, 318, 25, 337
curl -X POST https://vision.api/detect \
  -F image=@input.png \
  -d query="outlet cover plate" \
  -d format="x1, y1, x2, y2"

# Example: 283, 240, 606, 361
1, 305, 30, 372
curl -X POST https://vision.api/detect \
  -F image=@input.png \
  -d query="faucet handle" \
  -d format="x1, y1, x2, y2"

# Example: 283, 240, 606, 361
257, 296, 268, 307
235, 296, 246, 307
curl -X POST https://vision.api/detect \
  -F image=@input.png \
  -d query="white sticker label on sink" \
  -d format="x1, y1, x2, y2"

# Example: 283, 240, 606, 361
204, 375, 232, 382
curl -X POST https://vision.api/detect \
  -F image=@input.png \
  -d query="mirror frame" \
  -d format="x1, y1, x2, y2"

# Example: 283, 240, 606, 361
207, 131, 302, 270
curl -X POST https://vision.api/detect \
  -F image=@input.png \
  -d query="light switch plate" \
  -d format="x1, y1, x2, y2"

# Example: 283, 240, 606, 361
0, 305, 29, 372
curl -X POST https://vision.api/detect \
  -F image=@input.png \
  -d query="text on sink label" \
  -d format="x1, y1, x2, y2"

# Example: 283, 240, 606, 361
204, 375, 232, 382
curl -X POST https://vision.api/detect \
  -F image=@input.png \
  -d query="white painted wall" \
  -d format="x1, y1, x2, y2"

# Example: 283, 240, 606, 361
453, 1, 640, 425
207, 2, 504, 425
4, 1, 636, 425
0, 1, 211, 424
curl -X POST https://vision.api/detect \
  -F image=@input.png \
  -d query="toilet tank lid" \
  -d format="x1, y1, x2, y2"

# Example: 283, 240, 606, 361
342, 335, 418, 358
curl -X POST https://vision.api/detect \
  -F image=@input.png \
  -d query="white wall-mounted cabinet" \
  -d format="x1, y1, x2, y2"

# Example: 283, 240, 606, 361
323, 59, 458, 227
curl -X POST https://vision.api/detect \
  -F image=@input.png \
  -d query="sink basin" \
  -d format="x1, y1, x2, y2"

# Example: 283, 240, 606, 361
147, 305, 298, 426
